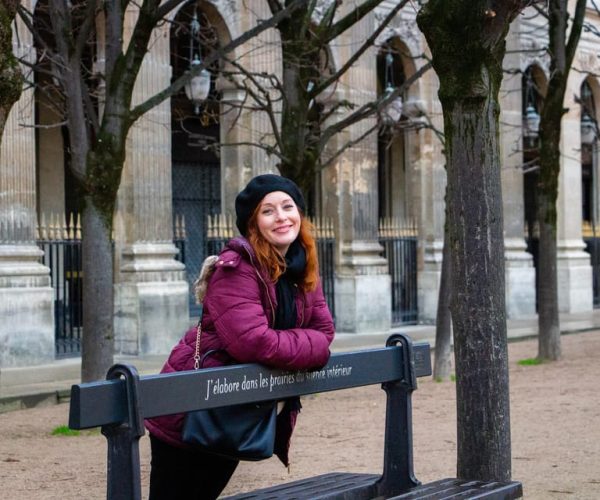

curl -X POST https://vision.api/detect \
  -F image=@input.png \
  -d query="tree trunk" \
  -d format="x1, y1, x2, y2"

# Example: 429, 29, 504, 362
446, 97, 511, 482
418, 0, 526, 482
433, 220, 453, 381
536, 191, 560, 359
535, 0, 586, 361
81, 197, 115, 381
536, 96, 562, 361
0, 0, 23, 140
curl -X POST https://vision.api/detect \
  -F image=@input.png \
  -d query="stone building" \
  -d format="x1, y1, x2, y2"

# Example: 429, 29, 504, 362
0, 2, 598, 368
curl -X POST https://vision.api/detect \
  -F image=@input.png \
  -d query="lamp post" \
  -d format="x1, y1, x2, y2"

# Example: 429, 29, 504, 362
581, 113, 597, 146
381, 50, 403, 126
523, 73, 540, 144
184, 8, 211, 114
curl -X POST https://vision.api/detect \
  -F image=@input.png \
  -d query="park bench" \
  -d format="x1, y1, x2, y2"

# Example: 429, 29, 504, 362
68, 333, 523, 499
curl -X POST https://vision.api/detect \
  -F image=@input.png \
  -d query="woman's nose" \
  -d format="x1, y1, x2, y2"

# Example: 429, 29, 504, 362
275, 207, 286, 220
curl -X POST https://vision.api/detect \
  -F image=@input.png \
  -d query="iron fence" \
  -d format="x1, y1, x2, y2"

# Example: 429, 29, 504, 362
37, 211, 419, 356
583, 221, 600, 308
379, 218, 418, 326
37, 214, 83, 358
38, 213, 189, 357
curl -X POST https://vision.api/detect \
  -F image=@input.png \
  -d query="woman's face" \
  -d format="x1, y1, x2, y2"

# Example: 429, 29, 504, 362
256, 191, 301, 255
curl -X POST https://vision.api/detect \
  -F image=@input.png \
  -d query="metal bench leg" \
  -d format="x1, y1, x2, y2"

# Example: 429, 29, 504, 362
377, 334, 420, 497
101, 364, 145, 500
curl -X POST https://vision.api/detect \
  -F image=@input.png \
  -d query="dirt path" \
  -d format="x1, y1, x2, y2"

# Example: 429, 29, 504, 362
1, 331, 599, 499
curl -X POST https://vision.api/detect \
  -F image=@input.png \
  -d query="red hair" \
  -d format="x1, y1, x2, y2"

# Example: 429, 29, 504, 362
247, 210, 319, 292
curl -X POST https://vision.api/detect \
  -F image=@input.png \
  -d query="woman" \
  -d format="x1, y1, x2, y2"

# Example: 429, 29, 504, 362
145, 174, 335, 499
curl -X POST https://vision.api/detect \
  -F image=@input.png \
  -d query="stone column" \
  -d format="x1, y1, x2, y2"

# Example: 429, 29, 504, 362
0, 12, 54, 367
325, 11, 391, 334
113, 20, 189, 355
218, 2, 280, 215
500, 34, 536, 318
555, 81, 593, 312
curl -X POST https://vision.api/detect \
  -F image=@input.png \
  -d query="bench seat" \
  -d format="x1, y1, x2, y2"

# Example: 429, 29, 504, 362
224, 473, 523, 500
388, 478, 523, 499
224, 472, 380, 500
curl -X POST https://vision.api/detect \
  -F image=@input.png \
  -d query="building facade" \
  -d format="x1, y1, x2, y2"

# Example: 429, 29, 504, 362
1, 2, 599, 368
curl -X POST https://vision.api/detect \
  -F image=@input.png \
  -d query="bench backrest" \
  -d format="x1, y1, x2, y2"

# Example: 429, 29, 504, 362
69, 333, 431, 500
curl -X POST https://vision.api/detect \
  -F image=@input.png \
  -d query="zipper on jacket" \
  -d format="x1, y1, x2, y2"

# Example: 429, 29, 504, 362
243, 246, 276, 326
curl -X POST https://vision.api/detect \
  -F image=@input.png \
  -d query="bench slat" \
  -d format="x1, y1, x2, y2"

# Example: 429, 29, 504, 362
387, 478, 523, 499
223, 472, 380, 500
69, 342, 431, 430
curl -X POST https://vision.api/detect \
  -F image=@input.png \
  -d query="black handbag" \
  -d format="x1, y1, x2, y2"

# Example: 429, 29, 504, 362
181, 323, 278, 461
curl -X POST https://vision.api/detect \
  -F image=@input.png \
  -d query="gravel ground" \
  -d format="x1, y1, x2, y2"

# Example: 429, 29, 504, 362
1, 331, 599, 499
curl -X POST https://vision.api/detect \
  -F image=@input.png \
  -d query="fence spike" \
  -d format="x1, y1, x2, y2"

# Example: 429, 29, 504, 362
48, 213, 56, 241
61, 212, 69, 240
180, 214, 187, 239
75, 213, 81, 240
174, 215, 181, 239
207, 214, 214, 239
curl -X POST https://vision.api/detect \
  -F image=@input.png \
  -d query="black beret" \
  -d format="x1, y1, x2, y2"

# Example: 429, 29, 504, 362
235, 174, 306, 236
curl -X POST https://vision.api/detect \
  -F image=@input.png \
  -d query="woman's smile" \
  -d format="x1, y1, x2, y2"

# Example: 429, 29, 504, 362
257, 191, 301, 254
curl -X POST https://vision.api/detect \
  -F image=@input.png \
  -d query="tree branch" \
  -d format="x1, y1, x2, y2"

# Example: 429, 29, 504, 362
565, 0, 587, 69
311, 0, 409, 99
325, 0, 386, 43
129, 0, 305, 123
220, 59, 285, 154
320, 121, 379, 169
318, 60, 432, 150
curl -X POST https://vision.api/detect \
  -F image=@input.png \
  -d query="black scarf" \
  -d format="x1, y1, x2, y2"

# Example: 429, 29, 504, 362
272, 239, 305, 433
273, 239, 306, 330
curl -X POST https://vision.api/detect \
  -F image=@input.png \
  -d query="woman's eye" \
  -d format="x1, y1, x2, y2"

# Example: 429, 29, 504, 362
262, 209, 273, 215
283, 204, 294, 210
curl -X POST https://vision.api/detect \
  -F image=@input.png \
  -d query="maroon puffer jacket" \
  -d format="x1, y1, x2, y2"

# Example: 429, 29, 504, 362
145, 237, 335, 465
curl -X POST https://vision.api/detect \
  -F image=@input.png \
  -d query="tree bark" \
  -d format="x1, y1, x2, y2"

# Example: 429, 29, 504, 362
535, 0, 586, 361
81, 198, 115, 381
418, 0, 528, 482
433, 218, 453, 381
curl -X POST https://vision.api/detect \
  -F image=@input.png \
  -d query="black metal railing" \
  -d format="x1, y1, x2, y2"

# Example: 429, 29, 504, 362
39, 213, 190, 357
583, 221, 600, 308
37, 217, 83, 358
379, 218, 418, 326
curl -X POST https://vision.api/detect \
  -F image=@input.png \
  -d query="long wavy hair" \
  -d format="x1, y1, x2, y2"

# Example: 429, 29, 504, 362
246, 207, 319, 292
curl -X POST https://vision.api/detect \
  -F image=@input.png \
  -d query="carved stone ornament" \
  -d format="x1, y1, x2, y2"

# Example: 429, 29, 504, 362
374, 10, 421, 56
576, 50, 600, 76
519, 36, 550, 75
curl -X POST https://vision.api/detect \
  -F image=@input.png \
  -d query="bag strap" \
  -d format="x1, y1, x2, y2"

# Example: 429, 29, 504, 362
192, 319, 224, 370
193, 320, 202, 370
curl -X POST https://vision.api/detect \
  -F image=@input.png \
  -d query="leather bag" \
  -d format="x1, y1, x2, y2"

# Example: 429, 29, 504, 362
181, 323, 277, 461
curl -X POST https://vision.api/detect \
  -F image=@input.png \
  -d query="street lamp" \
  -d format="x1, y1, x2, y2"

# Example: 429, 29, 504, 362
184, 8, 211, 114
581, 112, 597, 145
581, 82, 598, 146
381, 50, 403, 126
523, 73, 540, 142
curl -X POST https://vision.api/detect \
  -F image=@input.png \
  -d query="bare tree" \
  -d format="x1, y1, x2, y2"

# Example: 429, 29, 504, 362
533, 0, 587, 361
18, 0, 307, 381
418, 0, 533, 482
215, 0, 431, 195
